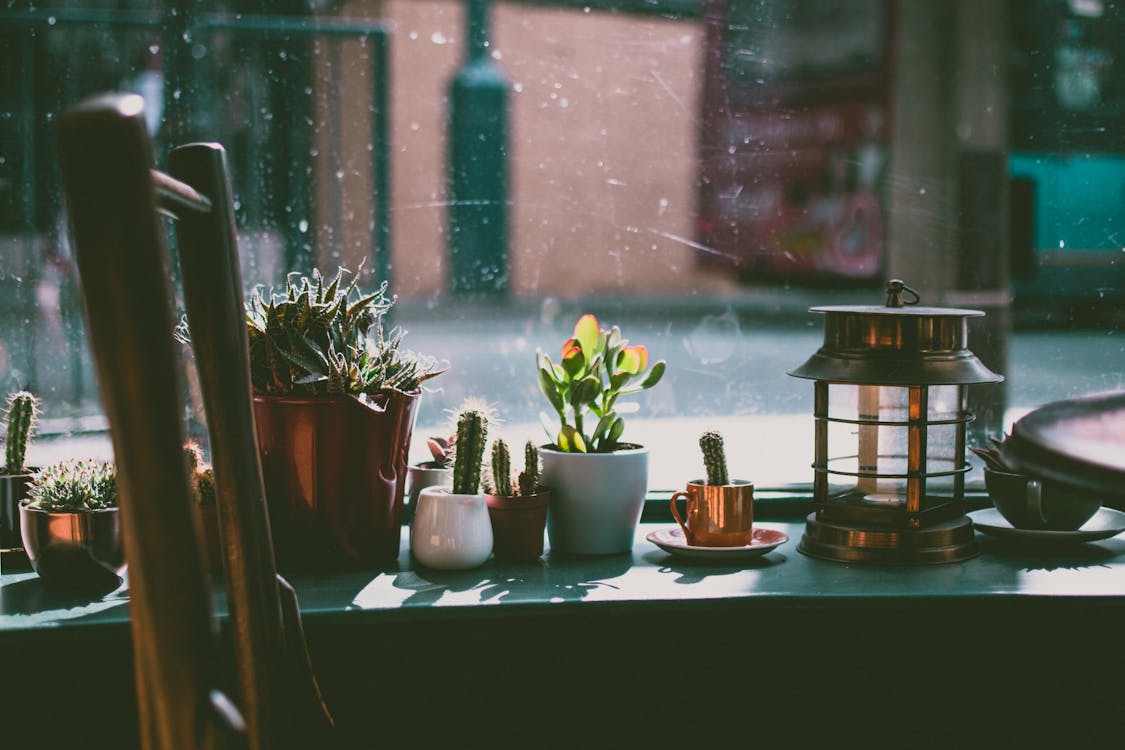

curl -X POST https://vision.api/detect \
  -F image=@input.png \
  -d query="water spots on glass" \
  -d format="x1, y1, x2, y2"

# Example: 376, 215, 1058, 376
513, 82, 524, 93
298, 220, 309, 234
409, 31, 418, 41
431, 31, 447, 45
410, 121, 420, 132
47, 16, 56, 26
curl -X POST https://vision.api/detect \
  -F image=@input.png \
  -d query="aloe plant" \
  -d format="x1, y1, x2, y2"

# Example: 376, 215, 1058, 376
177, 267, 442, 397
699, 431, 729, 486
3, 390, 40, 475
537, 314, 665, 453
25, 459, 118, 512
452, 406, 488, 495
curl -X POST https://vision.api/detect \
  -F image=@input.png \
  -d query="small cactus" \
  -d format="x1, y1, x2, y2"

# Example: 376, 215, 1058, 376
490, 439, 513, 496
4, 390, 40, 475
518, 442, 540, 496
26, 458, 118, 512
452, 406, 488, 495
184, 442, 217, 506
700, 431, 729, 486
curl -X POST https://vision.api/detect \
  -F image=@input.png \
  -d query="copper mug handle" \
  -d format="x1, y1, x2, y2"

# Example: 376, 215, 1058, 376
670, 491, 693, 544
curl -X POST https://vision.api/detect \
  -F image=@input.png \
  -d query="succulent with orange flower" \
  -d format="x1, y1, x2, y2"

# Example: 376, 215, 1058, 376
536, 314, 665, 453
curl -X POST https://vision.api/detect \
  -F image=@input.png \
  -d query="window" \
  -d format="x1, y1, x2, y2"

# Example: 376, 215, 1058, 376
1, 0, 1122, 492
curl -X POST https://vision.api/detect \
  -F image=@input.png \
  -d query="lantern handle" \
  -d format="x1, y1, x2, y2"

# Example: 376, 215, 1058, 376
885, 279, 920, 307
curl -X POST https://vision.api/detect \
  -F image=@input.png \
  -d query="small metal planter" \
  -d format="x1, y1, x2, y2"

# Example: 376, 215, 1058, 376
485, 490, 550, 561
0, 470, 36, 550
20, 505, 125, 588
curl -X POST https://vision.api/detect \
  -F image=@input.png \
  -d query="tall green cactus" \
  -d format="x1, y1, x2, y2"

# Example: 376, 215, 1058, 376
490, 439, 513, 496
700, 431, 729, 486
453, 407, 488, 495
518, 441, 541, 496
4, 390, 40, 474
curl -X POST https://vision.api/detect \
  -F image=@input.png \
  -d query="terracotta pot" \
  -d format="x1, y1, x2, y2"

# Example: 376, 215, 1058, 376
253, 391, 419, 571
485, 490, 549, 561
0, 470, 36, 549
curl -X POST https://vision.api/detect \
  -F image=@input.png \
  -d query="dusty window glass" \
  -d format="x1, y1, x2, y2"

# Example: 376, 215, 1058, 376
0, 0, 1121, 492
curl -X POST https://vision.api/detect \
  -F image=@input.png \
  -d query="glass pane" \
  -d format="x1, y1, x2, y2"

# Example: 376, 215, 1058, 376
0, 1, 1121, 496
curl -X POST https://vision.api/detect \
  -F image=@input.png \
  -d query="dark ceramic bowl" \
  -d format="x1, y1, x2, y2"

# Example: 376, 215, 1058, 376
19, 505, 125, 588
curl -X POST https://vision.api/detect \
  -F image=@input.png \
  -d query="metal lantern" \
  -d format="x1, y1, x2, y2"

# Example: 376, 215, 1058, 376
788, 280, 1003, 564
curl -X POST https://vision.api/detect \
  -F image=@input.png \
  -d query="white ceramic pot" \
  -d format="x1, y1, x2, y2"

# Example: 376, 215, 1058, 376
411, 487, 493, 570
541, 445, 649, 555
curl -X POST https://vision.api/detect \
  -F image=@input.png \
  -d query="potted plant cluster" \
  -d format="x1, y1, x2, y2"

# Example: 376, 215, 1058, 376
180, 266, 443, 570
20, 458, 123, 588
537, 314, 665, 555
484, 440, 549, 561
411, 402, 493, 570
0, 390, 40, 553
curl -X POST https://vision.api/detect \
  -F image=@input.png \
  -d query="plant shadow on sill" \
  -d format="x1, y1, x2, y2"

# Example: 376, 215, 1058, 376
389, 552, 634, 606
1, 572, 127, 617
641, 548, 787, 584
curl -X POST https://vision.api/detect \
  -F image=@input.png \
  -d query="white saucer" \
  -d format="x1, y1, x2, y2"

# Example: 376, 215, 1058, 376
969, 507, 1125, 544
646, 526, 789, 561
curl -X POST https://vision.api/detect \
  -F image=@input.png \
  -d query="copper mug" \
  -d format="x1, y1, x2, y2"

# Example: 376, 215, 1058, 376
670, 480, 754, 547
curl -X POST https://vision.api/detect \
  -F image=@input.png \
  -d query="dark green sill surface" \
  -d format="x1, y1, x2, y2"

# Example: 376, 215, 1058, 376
4, 494, 1125, 639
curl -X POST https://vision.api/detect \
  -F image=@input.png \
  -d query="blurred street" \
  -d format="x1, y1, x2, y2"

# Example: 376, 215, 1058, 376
31, 291, 1124, 492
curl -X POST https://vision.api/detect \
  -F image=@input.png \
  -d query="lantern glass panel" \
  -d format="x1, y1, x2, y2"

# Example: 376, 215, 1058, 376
825, 384, 964, 508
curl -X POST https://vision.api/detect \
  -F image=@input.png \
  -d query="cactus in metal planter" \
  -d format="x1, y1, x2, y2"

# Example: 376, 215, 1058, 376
453, 407, 488, 495
4, 390, 40, 475
26, 459, 118, 512
518, 441, 541, 496
700, 431, 729, 486
490, 439, 513, 497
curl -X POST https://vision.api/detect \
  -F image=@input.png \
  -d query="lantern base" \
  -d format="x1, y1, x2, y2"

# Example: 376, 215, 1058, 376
798, 513, 978, 565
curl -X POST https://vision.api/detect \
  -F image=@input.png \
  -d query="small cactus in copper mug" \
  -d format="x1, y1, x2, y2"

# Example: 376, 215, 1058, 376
700, 431, 729, 486
453, 406, 488, 495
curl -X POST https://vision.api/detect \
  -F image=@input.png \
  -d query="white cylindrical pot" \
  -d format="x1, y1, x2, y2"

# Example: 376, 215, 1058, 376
541, 445, 649, 555
411, 487, 493, 570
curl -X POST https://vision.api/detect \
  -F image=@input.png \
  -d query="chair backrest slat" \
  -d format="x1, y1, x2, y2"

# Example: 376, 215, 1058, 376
59, 93, 225, 750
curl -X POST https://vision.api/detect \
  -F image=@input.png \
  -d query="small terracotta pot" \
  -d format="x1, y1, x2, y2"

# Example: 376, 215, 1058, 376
485, 490, 550, 561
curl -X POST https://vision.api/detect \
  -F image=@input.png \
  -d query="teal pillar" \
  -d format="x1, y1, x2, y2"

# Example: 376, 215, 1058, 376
448, 0, 510, 297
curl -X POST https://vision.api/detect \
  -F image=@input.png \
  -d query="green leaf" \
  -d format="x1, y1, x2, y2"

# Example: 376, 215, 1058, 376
592, 412, 616, 442
640, 360, 666, 389
608, 416, 625, 444
539, 367, 565, 412
574, 314, 599, 358
557, 425, 586, 453
570, 375, 601, 407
